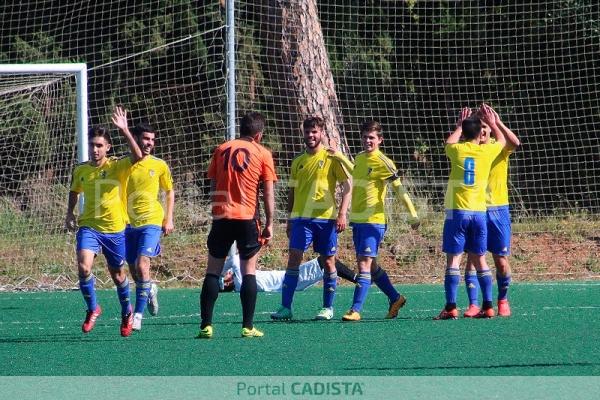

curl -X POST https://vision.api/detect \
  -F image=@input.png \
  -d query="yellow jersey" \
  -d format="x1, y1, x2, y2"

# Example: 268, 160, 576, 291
124, 155, 174, 227
350, 149, 397, 224
289, 148, 352, 220
444, 142, 504, 211
70, 156, 131, 233
487, 146, 513, 207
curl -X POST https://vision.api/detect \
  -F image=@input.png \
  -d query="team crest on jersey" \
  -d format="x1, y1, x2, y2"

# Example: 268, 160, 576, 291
318, 160, 325, 169
100, 170, 107, 179
299, 164, 304, 170
367, 167, 373, 176
149, 169, 155, 177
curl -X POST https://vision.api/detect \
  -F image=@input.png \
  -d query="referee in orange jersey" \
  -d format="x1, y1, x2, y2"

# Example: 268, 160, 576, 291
198, 112, 277, 339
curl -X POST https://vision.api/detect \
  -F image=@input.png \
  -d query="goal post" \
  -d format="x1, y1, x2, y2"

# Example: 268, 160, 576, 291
0, 63, 89, 289
0, 63, 88, 162
0, 2, 598, 290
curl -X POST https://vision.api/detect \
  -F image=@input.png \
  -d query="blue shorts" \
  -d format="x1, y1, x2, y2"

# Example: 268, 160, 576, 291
289, 218, 338, 256
487, 206, 511, 256
442, 210, 487, 255
351, 223, 386, 257
125, 224, 162, 265
76, 227, 125, 269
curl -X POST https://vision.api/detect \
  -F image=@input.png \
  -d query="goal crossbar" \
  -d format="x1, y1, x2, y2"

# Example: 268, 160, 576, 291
0, 63, 88, 162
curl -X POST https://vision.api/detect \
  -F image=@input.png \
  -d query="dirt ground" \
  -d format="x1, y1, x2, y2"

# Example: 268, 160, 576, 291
2, 224, 598, 290
156, 226, 600, 287
327, 231, 599, 285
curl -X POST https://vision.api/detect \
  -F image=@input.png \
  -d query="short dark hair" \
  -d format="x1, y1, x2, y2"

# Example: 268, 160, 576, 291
88, 125, 112, 145
303, 116, 325, 131
360, 120, 382, 137
131, 122, 157, 138
240, 112, 265, 137
461, 117, 482, 140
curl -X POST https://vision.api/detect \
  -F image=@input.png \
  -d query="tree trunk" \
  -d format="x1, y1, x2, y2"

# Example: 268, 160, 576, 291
261, 0, 349, 155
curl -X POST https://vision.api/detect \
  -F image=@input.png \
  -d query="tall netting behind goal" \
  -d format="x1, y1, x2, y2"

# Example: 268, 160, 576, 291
0, 1, 598, 289
0, 1, 228, 289
234, 1, 600, 280
235, 1, 600, 216
0, 73, 79, 289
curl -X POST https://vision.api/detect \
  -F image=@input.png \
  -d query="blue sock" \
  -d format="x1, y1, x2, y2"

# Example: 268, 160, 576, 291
79, 274, 97, 312
371, 267, 400, 303
116, 277, 131, 316
477, 270, 494, 303
465, 271, 480, 306
322, 270, 338, 308
444, 268, 461, 305
351, 273, 371, 312
497, 274, 511, 300
134, 280, 152, 314
281, 269, 299, 309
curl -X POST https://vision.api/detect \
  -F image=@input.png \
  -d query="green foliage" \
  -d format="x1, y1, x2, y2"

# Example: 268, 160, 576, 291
581, 256, 600, 274
556, 0, 600, 38
258, 246, 287, 270
0, 197, 37, 235
433, 2, 465, 34
1, 0, 599, 288
12, 32, 66, 62
236, 24, 268, 113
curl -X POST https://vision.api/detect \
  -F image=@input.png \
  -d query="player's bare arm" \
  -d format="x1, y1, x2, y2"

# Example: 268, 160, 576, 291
487, 105, 520, 150
162, 189, 175, 235
111, 106, 143, 161
261, 180, 275, 245
65, 191, 79, 232
336, 178, 352, 233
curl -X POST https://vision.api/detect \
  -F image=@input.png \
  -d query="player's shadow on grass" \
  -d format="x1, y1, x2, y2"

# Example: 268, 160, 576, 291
264, 318, 409, 325
0, 334, 127, 344
147, 320, 250, 327
0, 332, 206, 343
343, 361, 599, 372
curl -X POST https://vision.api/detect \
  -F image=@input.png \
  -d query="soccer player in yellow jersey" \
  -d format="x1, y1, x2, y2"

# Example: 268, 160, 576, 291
112, 107, 175, 331
435, 106, 506, 320
341, 120, 420, 322
271, 116, 352, 321
463, 104, 520, 318
65, 124, 142, 336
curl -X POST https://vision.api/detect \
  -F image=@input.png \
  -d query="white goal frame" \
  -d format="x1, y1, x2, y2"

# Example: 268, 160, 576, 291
0, 63, 89, 162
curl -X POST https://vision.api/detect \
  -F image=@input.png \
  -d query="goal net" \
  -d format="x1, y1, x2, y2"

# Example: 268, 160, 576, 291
0, 1, 598, 289
0, 70, 80, 289
234, 1, 600, 217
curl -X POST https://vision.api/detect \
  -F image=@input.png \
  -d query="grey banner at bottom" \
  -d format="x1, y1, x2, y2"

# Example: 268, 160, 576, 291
2, 376, 599, 400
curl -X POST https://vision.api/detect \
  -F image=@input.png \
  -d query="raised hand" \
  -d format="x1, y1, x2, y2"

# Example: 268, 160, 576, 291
479, 104, 497, 126
456, 107, 472, 127
111, 106, 129, 132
